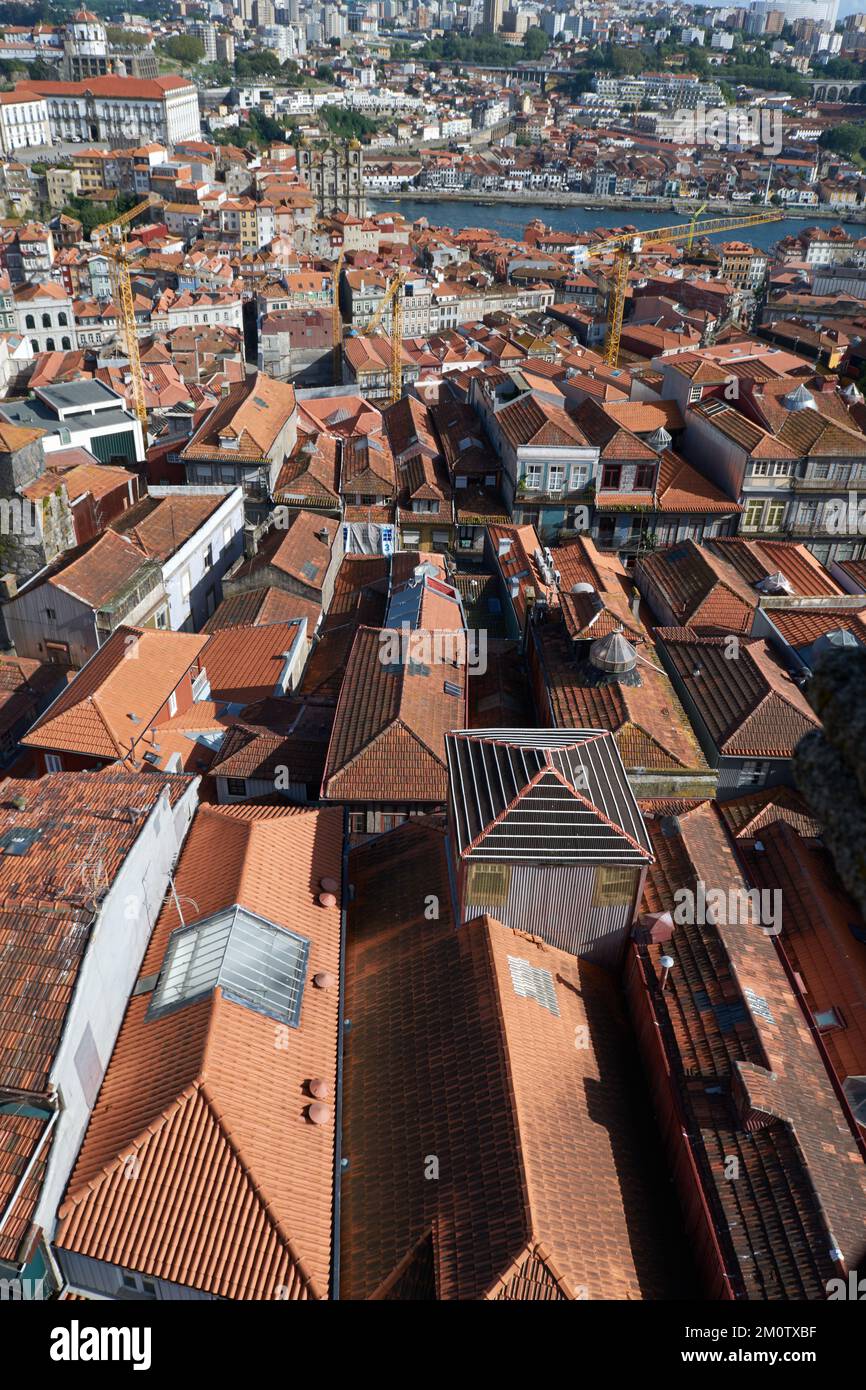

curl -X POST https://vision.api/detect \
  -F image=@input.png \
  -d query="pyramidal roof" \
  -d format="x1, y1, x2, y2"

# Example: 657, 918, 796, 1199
647, 424, 672, 453
782, 383, 817, 412
445, 728, 653, 864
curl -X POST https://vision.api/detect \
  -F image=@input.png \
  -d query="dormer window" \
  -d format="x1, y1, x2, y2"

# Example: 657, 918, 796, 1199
219, 434, 239, 450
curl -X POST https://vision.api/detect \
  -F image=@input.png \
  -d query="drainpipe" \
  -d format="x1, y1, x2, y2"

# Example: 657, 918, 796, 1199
331, 803, 349, 1301
0, 1099, 60, 1240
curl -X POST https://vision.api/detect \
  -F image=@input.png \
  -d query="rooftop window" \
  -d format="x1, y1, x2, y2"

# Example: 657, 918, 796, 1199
148, 905, 310, 1027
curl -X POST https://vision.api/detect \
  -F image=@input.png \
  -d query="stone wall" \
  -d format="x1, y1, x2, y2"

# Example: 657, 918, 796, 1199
794, 647, 866, 918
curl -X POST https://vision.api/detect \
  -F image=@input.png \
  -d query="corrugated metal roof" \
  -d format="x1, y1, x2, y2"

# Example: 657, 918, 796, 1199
446, 728, 653, 863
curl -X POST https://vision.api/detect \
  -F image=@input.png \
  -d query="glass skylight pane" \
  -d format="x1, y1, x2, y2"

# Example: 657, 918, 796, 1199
149, 907, 309, 1027
507, 956, 560, 1017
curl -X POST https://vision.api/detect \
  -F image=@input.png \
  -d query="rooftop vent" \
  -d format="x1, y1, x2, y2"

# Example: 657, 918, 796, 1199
843, 1075, 866, 1127
755, 571, 794, 596
308, 1078, 330, 1100
571, 581, 595, 595
812, 628, 861, 658
308, 1102, 330, 1125
313, 971, 335, 990
319, 876, 339, 895
318, 891, 337, 909
782, 383, 816, 412
647, 425, 672, 454
588, 627, 638, 676
0, 826, 42, 856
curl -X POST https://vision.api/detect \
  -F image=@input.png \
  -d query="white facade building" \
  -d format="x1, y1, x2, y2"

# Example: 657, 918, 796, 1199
0, 91, 51, 154
21, 75, 201, 146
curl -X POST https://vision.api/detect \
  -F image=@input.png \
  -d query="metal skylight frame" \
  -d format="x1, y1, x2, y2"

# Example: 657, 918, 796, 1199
148, 905, 310, 1027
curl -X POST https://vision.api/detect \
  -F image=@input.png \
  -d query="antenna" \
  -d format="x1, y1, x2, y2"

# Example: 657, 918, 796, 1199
659, 954, 675, 992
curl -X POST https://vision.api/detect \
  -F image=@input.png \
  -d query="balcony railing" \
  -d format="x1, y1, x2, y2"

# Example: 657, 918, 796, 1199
791, 476, 866, 492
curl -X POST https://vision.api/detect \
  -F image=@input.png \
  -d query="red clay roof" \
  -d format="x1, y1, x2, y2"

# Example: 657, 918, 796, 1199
638, 538, 757, 635
55, 803, 343, 1301
321, 624, 466, 803
656, 631, 820, 757
706, 537, 842, 598
340, 819, 683, 1300
0, 767, 193, 1265
203, 585, 320, 635
636, 800, 866, 1298
201, 621, 305, 707
22, 627, 207, 760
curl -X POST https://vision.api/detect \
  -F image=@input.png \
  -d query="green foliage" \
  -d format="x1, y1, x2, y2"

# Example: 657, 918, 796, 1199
819, 122, 866, 157
412, 29, 549, 66
320, 105, 378, 140
234, 51, 303, 84
63, 192, 138, 237
248, 109, 285, 145
315, 63, 335, 82
106, 26, 150, 48
522, 26, 548, 61
160, 35, 204, 65
819, 57, 866, 80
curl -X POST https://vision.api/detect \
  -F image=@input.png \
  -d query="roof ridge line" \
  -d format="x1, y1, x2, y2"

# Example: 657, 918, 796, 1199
197, 1069, 323, 1299
60, 1079, 204, 1214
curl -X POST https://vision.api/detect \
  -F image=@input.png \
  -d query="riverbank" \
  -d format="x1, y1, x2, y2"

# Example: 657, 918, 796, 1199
368, 196, 866, 252
368, 188, 865, 224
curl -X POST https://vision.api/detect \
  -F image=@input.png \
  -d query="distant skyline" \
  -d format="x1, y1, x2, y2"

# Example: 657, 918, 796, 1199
703, 0, 864, 15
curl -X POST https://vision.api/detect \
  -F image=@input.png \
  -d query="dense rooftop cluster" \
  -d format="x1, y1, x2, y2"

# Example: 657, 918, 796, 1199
0, 0, 864, 1319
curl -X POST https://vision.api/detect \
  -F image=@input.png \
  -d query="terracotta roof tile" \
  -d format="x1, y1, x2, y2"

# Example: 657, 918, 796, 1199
655, 631, 820, 757
23, 627, 207, 761
321, 625, 466, 803
340, 820, 683, 1300
55, 803, 343, 1301
635, 801, 866, 1298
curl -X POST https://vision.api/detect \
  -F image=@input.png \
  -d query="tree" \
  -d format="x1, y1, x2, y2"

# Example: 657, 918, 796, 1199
248, 109, 285, 145
107, 27, 150, 48
316, 63, 335, 82
161, 35, 204, 65
819, 122, 866, 158
320, 105, 378, 140
522, 27, 549, 61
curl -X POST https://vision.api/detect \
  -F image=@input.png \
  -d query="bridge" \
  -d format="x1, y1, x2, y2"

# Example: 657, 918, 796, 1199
461, 62, 573, 92
809, 78, 866, 103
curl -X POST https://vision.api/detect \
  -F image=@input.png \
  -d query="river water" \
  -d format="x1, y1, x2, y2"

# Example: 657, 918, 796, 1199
369, 197, 864, 253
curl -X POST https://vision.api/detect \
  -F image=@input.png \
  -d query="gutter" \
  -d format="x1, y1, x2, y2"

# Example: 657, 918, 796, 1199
330, 803, 350, 1301
0, 1098, 60, 1243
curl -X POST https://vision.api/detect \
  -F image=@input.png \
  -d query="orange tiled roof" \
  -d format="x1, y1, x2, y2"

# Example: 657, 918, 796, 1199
637, 800, 866, 1298
201, 621, 305, 707
340, 819, 682, 1300
182, 371, 296, 463
23, 627, 207, 760
655, 631, 820, 758
0, 766, 193, 1265
55, 803, 343, 1301
321, 625, 465, 803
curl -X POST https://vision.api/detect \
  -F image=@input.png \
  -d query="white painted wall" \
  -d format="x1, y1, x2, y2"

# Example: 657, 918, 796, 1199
34, 777, 200, 1247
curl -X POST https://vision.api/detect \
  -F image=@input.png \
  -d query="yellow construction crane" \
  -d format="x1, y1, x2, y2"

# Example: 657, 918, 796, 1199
686, 202, 708, 249
331, 246, 345, 386
584, 208, 784, 368
356, 270, 405, 404
92, 194, 161, 427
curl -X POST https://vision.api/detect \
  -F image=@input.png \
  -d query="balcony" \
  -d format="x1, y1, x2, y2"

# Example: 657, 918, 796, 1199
791, 476, 866, 492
